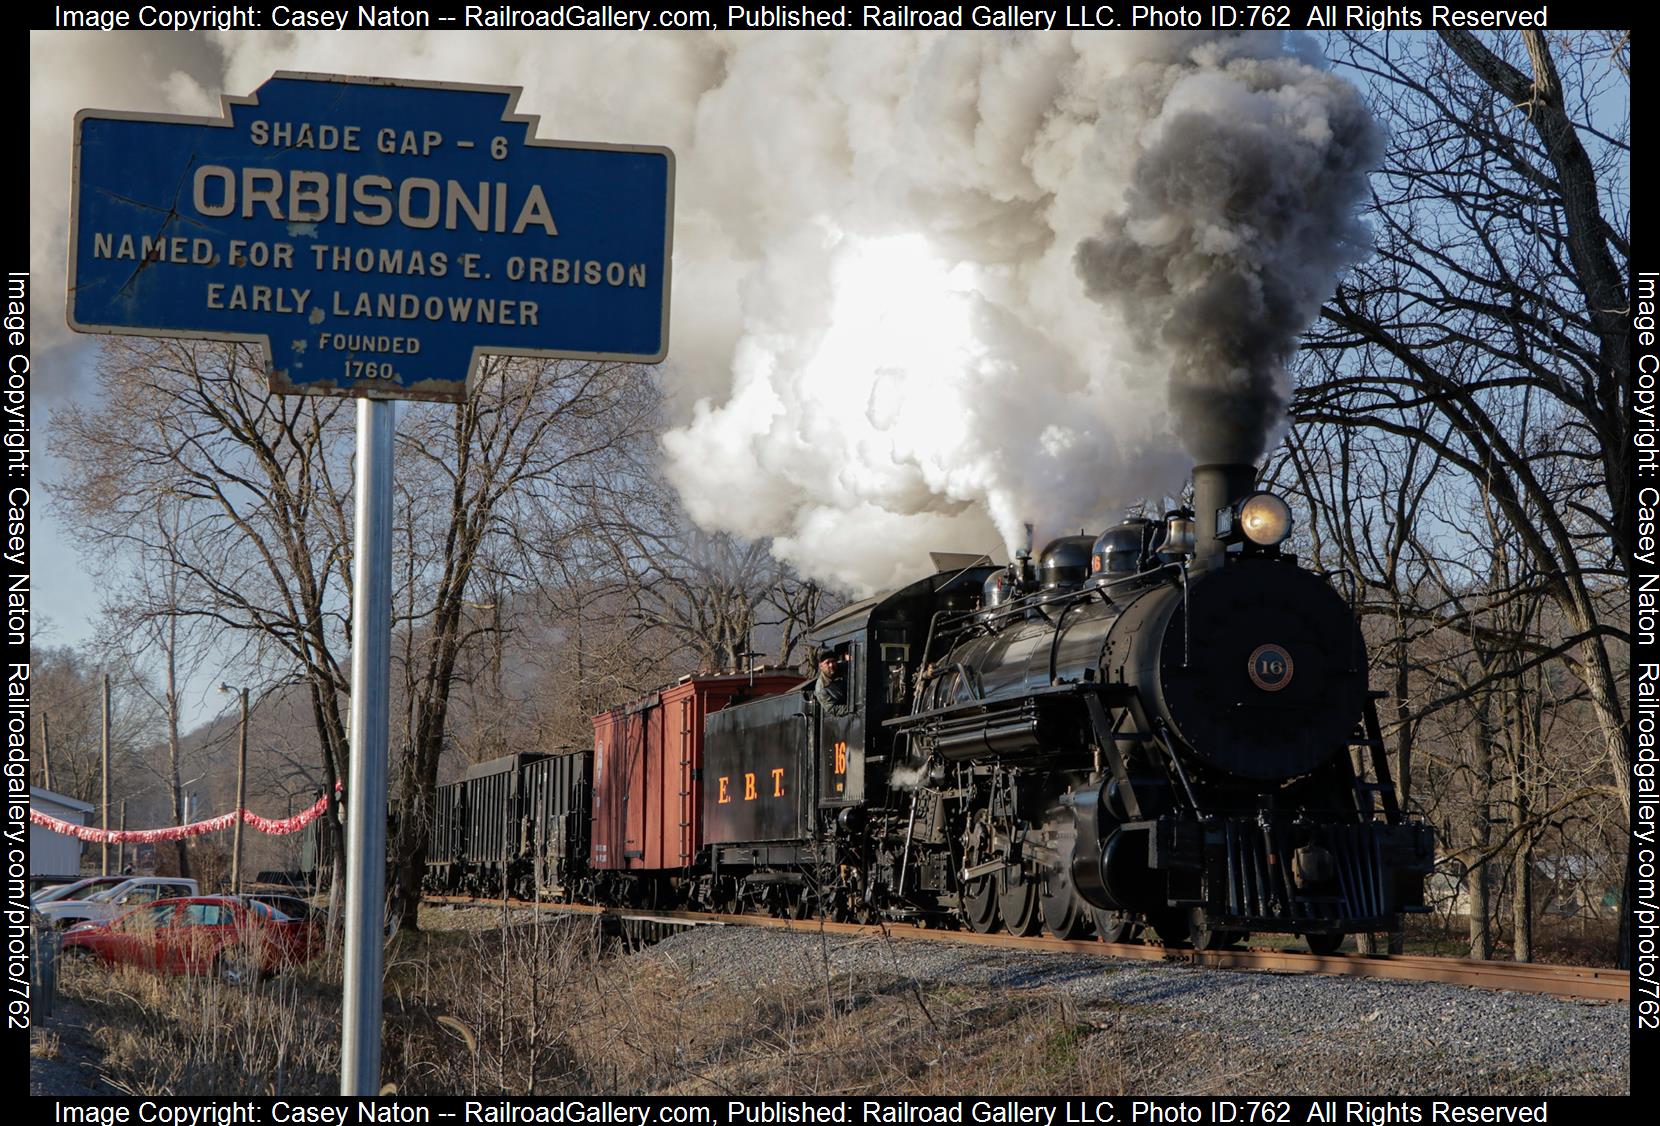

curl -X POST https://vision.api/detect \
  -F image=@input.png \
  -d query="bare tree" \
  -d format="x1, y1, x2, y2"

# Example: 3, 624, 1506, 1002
52, 338, 357, 896
383, 356, 658, 929
99, 501, 226, 878
51, 336, 669, 929
30, 643, 151, 807
1279, 374, 1621, 960
1277, 32, 1630, 961
1303, 30, 1630, 808
564, 440, 836, 679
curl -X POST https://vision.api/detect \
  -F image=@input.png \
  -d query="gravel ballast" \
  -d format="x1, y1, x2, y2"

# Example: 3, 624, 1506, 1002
638, 923, 1628, 1096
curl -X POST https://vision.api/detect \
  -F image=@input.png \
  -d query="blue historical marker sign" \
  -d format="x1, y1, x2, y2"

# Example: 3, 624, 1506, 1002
69, 73, 674, 401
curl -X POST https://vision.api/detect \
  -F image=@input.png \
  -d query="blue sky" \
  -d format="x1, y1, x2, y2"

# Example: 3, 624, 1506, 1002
29, 28, 1629, 733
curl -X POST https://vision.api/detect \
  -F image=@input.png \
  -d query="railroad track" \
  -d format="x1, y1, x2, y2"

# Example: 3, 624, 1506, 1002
426, 895, 1628, 1003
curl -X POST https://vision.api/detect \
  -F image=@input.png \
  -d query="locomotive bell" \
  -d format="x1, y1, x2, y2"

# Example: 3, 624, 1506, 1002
1159, 512, 1197, 560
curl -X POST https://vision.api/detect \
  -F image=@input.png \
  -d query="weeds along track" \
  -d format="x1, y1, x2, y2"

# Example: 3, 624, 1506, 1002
425, 896, 1628, 1003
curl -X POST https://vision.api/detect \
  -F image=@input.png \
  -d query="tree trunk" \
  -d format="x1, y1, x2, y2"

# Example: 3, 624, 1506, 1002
165, 616, 190, 879
1468, 861, 1491, 961
1393, 642, 1412, 811
390, 743, 440, 932
1618, 844, 1633, 970
1510, 678, 1537, 964
1512, 838, 1534, 964
327, 855, 346, 951
308, 677, 350, 945
1468, 701, 1494, 960
1577, 632, 1632, 809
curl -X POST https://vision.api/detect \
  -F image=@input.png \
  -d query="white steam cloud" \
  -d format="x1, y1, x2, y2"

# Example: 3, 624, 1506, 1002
31, 31, 1375, 594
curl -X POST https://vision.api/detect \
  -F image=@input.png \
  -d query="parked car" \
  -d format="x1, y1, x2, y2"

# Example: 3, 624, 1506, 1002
31, 876, 129, 907
239, 890, 322, 924
34, 877, 199, 929
253, 870, 314, 892
60, 896, 322, 983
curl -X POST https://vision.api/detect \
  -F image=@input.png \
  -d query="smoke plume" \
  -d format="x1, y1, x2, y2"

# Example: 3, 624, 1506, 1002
31, 31, 1376, 593
1072, 42, 1379, 465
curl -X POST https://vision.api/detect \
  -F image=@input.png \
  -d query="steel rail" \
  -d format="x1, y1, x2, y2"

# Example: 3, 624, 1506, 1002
425, 896, 1628, 1003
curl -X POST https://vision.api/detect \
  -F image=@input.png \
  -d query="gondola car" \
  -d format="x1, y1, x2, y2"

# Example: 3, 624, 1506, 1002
425, 750, 589, 900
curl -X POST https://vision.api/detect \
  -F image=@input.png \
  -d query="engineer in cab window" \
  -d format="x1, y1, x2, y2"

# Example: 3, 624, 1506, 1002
814, 649, 854, 718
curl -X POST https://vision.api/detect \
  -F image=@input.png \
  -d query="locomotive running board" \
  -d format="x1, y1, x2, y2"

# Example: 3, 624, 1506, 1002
883, 680, 1133, 728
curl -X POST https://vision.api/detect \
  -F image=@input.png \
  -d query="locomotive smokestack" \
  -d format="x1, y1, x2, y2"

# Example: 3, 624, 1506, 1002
1192, 463, 1258, 566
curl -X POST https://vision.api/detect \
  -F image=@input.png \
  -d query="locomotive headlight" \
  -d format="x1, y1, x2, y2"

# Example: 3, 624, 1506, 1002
1237, 493, 1293, 547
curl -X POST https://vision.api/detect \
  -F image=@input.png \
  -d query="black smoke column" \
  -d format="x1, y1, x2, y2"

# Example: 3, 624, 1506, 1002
1074, 47, 1381, 468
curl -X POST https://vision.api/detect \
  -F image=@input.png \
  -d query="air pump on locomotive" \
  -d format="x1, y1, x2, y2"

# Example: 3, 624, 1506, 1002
426, 462, 1434, 953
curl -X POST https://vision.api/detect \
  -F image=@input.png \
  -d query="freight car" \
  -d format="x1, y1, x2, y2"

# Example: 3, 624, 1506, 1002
425, 751, 590, 900
589, 671, 803, 906
423, 674, 800, 905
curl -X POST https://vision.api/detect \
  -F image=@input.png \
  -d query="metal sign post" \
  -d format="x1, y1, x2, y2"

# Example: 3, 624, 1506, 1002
69, 72, 674, 1097
341, 397, 395, 1094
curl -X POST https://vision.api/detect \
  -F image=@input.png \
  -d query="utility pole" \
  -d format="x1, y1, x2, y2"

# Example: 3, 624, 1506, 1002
220, 683, 251, 895
234, 687, 248, 894
101, 673, 110, 876
38, 713, 51, 791
118, 800, 127, 874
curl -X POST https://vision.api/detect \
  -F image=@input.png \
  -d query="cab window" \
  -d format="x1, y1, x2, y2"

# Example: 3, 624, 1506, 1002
880, 638, 909, 704
827, 642, 857, 706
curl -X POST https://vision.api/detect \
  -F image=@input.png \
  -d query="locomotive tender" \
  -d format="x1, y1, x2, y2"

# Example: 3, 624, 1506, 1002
426, 463, 1433, 951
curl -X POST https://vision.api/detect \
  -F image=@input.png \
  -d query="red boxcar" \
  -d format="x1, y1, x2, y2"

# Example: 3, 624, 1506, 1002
591, 672, 802, 871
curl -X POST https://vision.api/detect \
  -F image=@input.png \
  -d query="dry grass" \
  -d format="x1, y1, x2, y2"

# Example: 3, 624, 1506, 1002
31, 1029, 61, 1060
44, 912, 1112, 1097
54, 950, 338, 1095
36, 909, 1624, 1097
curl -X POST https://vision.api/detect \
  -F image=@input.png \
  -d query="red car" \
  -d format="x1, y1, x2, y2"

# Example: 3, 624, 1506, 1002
61, 896, 322, 982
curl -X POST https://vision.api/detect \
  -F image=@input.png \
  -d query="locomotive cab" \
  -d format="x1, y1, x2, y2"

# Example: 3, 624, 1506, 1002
805, 563, 998, 803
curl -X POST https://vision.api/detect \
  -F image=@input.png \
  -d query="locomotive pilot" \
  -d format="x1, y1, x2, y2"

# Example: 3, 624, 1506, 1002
814, 650, 855, 717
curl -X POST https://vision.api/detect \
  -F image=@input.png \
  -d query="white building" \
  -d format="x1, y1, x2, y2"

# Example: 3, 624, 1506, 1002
30, 787, 92, 879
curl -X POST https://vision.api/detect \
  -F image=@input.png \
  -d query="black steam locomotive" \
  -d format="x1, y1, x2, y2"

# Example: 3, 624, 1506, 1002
427, 463, 1434, 952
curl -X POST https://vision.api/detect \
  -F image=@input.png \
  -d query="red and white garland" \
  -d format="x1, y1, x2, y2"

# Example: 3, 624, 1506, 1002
30, 785, 341, 844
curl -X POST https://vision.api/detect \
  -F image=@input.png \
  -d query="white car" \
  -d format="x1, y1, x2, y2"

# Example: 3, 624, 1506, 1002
30, 875, 128, 908
35, 877, 199, 929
